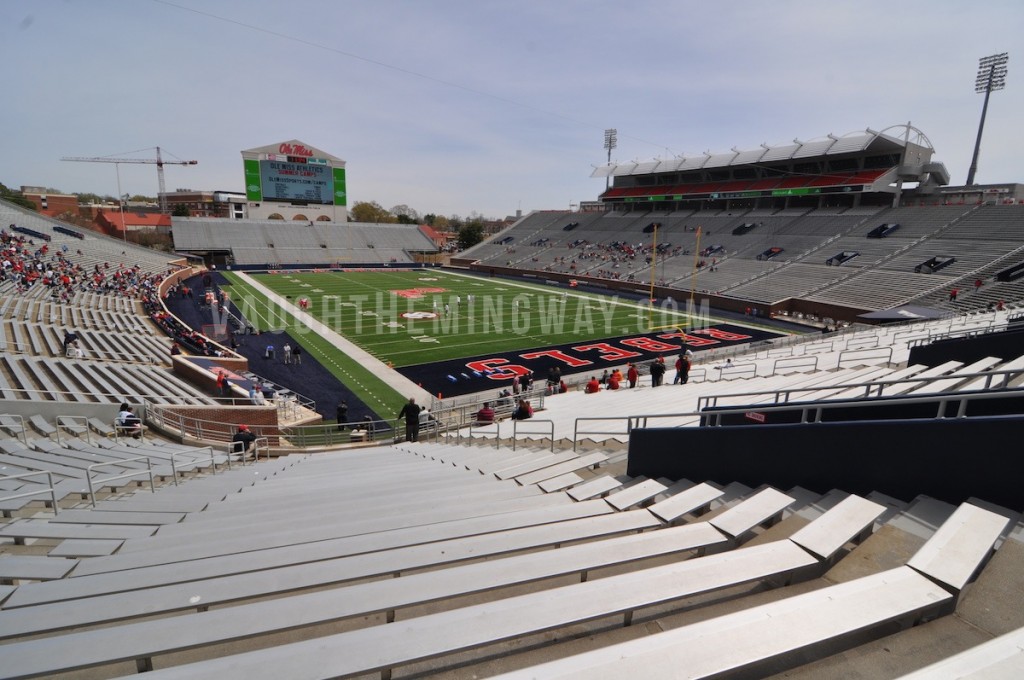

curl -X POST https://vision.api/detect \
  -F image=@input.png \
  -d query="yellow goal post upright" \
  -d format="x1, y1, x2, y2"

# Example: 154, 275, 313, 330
645, 224, 704, 333
647, 222, 659, 324
689, 225, 703, 321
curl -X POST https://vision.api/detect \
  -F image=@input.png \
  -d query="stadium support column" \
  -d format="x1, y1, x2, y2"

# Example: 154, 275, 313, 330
966, 53, 1009, 186
893, 122, 911, 209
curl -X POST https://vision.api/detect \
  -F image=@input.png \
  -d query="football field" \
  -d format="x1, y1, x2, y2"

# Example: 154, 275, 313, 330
223, 269, 699, 368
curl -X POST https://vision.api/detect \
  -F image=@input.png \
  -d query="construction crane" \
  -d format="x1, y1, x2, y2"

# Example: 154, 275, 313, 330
61, 147, 198, 214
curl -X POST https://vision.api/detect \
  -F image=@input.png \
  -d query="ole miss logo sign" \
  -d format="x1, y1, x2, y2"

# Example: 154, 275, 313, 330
278, 143, 314, 157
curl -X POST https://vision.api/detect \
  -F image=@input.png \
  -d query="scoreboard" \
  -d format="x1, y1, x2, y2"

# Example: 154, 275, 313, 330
244, 155, 347, 206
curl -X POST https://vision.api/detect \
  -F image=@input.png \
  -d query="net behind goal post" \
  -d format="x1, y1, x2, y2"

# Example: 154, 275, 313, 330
202, 323, 230, 343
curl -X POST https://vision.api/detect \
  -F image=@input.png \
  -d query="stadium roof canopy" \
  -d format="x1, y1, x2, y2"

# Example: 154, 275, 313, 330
591, 125, 936, 178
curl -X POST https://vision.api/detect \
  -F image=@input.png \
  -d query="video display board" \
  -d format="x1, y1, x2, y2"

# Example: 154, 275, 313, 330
244, 157, 347, 206
259, 158, 333, 204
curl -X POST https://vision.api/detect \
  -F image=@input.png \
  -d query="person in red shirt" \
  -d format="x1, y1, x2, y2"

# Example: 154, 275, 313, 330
475, 402, 495, 423
627, 363, 639, 388
585, 376, 601, 393
607, 371, 621, 390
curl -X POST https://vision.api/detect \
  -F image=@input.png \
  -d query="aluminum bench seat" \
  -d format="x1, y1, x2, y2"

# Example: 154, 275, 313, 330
4, 500, 618, 606
0, 510, 662, 638
60, 496, 886, 680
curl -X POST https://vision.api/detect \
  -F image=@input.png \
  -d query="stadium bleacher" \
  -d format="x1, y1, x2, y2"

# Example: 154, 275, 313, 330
171, 218, 438, 266
2, 121, 1024, 680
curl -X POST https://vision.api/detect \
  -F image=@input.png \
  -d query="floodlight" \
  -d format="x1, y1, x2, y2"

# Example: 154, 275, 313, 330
603, 129, 618, 190
966, 53, 1009, 185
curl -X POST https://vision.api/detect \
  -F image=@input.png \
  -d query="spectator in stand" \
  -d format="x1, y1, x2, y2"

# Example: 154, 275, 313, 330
231, 424, 258, 458
546, 366, 561, 391
585, 376, 601, 393
397, 397, 422, 442
674, 351, 692, 385
949, 288, 959, 302
249, 382, 266, 406
336, 400, 348, 431
627, 363, 639, 388
608, 369, 621, 390
216, 370, 231, 398
62, 330, 79, 352
418, 408, 436, 433
116, 405, 142, 439
650, 357, 666, 387
170, 342, 181, 356
475, 401, 495, 424
511, 398, 533, 420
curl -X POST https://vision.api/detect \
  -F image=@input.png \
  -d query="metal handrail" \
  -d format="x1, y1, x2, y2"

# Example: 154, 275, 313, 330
55, 415, 91, 446
771, 355, 818, 374
573, 416, 632, 452
113, 420, 146, 444
0, 471, 60, 515
467, 421, 501, 448
697, 366, 1024, 410
228, 437, 269, 465
641, 387, 1024, 432
0, 413, 28, 445
512, 419, 554, 452
837, 346, 893, 368
167, 446, 217, 483
86, 456, 156, 507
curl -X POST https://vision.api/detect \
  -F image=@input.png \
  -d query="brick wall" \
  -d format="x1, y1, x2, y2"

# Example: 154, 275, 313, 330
154, 404, 281, 446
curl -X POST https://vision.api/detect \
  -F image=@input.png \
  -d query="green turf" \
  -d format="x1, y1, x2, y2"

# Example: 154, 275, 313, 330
228, 269, 703, 369
219, 271, 410, 414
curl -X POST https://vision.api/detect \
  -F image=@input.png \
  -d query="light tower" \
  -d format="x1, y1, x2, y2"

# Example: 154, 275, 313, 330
603, 128, 617, 191
966, 52, 1008, 186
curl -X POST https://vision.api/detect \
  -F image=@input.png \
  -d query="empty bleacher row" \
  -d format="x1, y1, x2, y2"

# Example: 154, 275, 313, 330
0, 295, 148, 332
0, 431, 238, 518
171, 218, 437, 265
0, 321, 169, 364
0, 353, 216, 405
0, 432, 1019, 679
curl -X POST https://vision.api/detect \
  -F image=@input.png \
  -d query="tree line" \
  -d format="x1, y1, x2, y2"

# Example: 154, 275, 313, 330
348, 201, 490, 249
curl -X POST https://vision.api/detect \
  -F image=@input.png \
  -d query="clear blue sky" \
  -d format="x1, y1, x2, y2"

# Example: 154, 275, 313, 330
2, 0, 1022, 219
